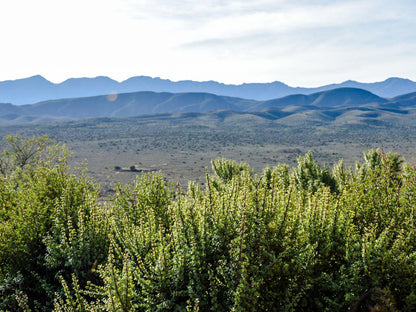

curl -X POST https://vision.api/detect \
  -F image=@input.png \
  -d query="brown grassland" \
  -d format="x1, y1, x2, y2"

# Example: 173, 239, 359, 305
1, 110, 415, 197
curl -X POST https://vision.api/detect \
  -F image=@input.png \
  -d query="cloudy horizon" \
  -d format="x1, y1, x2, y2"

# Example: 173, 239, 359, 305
1, 0, 415, 87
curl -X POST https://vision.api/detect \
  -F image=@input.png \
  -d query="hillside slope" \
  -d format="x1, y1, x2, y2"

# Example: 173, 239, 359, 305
0, 87, 415, 125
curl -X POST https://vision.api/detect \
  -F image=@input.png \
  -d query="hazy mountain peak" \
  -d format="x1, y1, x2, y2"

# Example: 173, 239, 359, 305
13, 75, 51, 84
0, 75, 415, 105
28, 74, 49, 80
383, 77, 414, 85
384, 77, 411, 81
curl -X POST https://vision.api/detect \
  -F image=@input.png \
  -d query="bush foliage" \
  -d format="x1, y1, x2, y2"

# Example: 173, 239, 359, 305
1, 136, 415, 311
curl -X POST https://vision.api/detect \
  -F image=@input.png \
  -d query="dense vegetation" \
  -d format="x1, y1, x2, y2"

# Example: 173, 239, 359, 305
1, 136, 415, 311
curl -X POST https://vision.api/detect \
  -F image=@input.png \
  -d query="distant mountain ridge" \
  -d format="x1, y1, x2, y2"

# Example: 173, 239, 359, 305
1, 87, 416, 124
1, 75, 416, 105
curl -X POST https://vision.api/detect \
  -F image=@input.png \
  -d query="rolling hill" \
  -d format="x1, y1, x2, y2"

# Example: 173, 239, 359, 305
1, 87, 415, 126
0, 91, 255, 122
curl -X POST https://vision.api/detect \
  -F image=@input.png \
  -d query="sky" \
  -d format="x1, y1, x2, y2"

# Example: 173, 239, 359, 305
0, 0, 415, 86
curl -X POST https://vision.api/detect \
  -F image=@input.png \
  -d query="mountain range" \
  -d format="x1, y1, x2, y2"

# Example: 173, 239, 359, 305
1, 75, 416, 105
1, 87, 415, 125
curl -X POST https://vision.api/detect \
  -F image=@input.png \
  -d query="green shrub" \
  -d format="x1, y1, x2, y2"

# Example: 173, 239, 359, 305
0, 136, 110, 311
1, 138, 415, 311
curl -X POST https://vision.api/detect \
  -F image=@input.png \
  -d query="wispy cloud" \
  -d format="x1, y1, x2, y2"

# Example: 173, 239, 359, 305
0, 0, 415, 84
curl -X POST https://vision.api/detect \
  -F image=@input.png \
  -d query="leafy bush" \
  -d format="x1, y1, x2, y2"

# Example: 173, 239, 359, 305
0, 136, 110, 311
1, 138, 415, 311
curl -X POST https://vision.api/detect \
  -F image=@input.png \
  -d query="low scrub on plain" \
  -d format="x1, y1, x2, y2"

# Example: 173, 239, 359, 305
0, 136, 415, 311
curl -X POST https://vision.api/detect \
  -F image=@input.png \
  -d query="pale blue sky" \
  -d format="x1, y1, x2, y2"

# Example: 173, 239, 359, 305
0, 0, 415, 86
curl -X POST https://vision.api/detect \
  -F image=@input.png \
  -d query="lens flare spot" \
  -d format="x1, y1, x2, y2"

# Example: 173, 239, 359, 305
107, 93, 118, 101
